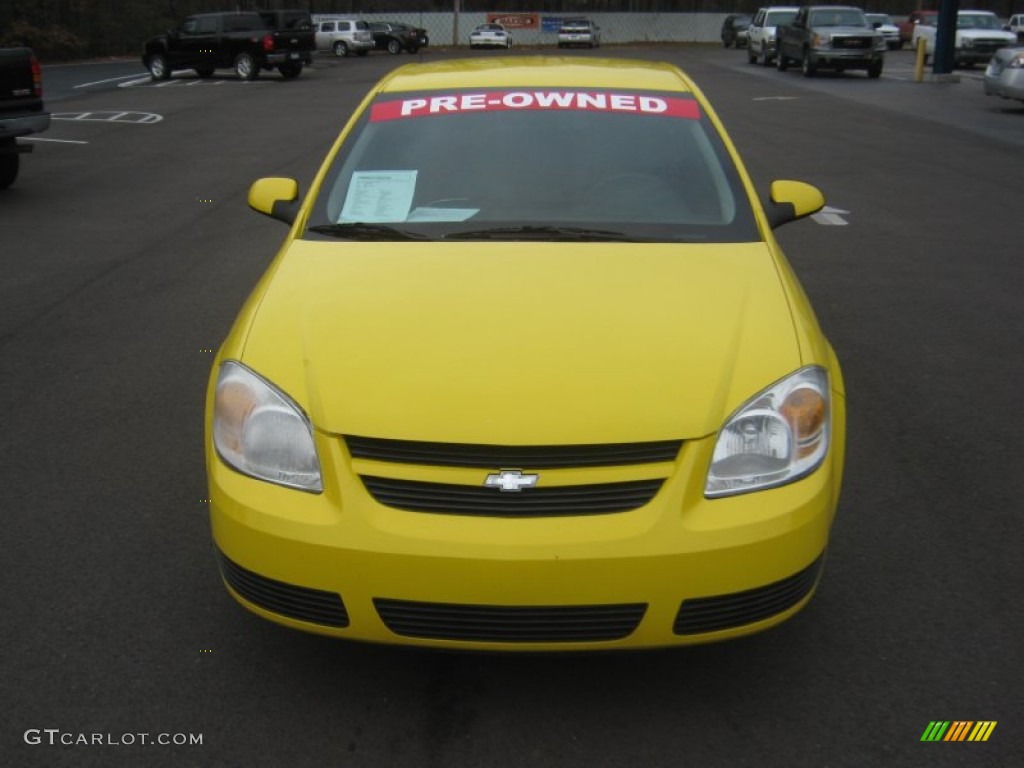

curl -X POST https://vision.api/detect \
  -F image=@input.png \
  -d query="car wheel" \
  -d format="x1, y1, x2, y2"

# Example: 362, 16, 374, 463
333, 41, 348, 57
777, 52, 789, 71
387, 39, 402, 55
868, 60, 883, 79
234, 53, 258, 81
0, 149, 18, 190
279, 62, 303, 79
195, 66, 215, 78
147, 53, 170, 81
801, 51, 817, 77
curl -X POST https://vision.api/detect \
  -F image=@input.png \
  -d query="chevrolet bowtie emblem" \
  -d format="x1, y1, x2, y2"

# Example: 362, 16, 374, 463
484, 470, 539, 492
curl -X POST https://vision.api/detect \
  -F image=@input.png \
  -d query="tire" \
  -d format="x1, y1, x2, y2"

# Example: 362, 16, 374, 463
801, 51, 817, 77
0, 150, 18, 190
868, 60, 883, 79
279, 62, 302, 79
333, 41, 348, 57
777, 52, 789, 71
195, 66, 215, 78
387, 39, 402, 55
234, 52, 258, 81
147, 53, 170, 81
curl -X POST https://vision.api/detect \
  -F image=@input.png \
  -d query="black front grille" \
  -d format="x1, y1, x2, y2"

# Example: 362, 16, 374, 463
673, 555, 823, 635
346, 435, 682, 468
361, 476, 663, 516
217, 550, 349, 628
375, 598, 647, 642
835, 36, 871, 48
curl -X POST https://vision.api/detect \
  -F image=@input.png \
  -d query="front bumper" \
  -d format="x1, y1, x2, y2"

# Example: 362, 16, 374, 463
208, 412, 845, 650
809, 49, 884, 69
984, 68, 1024, 100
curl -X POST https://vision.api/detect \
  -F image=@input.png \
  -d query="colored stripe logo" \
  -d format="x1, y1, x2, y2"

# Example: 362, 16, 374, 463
921, 721, 997, 742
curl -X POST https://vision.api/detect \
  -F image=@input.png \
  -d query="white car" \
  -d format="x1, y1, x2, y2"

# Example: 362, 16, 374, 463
747, 6, 799, 66
1006, 14, 1024, 42
912, 10, 1017, 67
865, 13, 901, 50
470, 23, 511, 49
984, 45, 1024, 102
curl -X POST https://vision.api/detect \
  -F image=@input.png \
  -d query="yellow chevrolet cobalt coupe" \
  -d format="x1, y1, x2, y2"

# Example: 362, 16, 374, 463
206, 57, 846, 650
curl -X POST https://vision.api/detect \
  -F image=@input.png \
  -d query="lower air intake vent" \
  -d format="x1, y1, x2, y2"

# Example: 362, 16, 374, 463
375, 598, 647, 642
217, 549, 349, 628
673, 555, 823, 635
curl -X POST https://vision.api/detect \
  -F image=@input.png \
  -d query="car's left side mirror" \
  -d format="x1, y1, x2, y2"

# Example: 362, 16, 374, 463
764, 180, 825, 229
248, 177, 300, 225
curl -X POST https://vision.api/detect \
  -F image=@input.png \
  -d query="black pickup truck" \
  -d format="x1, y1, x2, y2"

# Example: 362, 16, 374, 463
142, 10, 314, 81
0, 47, 50, 189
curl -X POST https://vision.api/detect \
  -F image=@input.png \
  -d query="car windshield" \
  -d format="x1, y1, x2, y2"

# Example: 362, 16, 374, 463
304, 89, 758, 243
766, 11, 797, 26
958, 14, 1001, 30
809, 10, 867, 27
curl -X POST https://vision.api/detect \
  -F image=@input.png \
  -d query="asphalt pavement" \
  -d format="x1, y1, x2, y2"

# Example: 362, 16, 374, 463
2, 46, 1022, 767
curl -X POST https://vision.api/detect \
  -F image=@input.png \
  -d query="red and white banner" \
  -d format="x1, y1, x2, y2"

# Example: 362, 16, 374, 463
370, 91, 700, 122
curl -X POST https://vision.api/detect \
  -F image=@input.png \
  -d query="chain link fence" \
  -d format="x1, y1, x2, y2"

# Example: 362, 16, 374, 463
2, 0, 1017, 59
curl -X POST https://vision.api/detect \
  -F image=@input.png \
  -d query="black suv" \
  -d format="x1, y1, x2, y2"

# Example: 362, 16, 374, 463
369, 21, 428, 54
721, 14, 753, 48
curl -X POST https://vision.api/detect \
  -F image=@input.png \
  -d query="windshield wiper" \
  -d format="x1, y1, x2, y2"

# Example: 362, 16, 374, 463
307, 223, 431, 241
445, 225, 640, 242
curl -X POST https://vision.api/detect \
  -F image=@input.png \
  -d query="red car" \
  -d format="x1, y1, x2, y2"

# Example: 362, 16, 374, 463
898, 10, 937, 48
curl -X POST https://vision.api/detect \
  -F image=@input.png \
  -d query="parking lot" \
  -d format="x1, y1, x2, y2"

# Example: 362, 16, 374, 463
3, 46, 1022, 766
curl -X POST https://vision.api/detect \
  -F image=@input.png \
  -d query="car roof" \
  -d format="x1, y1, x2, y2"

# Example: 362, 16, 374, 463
375, 57, 695, 95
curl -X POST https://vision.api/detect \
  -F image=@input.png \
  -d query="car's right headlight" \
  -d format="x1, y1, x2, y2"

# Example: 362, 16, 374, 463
212, 361, 323, 493
705, 366, 830, 498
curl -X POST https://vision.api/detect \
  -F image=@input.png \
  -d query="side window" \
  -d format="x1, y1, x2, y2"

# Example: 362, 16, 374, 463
322, 23, 334, 32
181, 18, 198, 34
196, 17, 218, 34
341, 22, 351, 32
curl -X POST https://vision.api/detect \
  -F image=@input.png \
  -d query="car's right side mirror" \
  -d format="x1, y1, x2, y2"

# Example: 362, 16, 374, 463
764, 180, 825, 229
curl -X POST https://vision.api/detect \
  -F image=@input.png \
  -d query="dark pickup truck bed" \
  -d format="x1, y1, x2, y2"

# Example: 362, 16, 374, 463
0, 47, 51, 189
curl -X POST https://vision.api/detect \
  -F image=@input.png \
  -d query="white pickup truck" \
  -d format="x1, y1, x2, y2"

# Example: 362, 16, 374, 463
912, 10, 1017, 67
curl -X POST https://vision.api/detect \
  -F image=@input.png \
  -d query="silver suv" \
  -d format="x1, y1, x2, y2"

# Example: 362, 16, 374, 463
314, 17, 373, 57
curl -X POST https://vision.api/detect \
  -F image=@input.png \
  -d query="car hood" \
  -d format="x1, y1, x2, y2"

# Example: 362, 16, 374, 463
239, 241, 803, 444
957, 29, 1016, 42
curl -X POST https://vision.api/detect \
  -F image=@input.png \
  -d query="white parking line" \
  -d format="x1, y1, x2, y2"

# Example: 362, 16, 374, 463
52, 111, 164, 124
23, 137, 89, 144
75, 73, 150, 89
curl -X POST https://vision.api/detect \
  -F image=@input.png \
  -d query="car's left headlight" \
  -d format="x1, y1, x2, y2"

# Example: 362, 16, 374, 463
705, 366, 830, 498
212, 361, 323, 492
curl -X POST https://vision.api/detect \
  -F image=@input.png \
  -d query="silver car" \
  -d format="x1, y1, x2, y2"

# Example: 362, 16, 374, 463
557, 19, 601, 49
984, 46, 1024, 103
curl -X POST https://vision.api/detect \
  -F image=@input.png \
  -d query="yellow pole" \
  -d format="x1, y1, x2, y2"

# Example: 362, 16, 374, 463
913, 34, 927, 82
